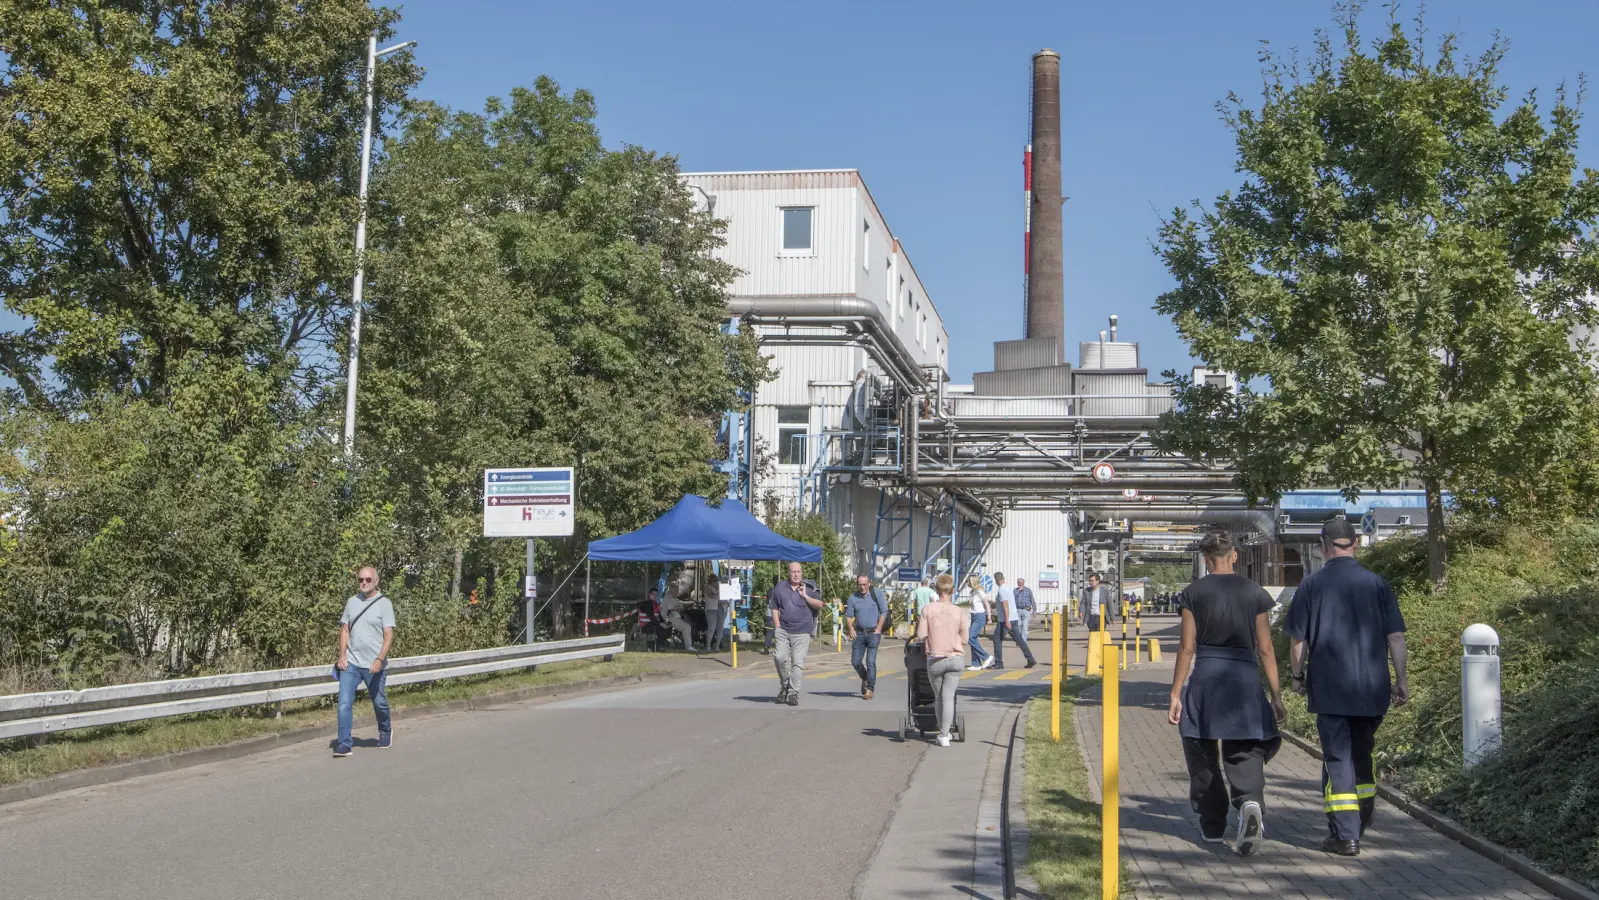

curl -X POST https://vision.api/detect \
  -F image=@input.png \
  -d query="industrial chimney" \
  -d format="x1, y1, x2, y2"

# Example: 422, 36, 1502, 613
1026, 49, 1065, 363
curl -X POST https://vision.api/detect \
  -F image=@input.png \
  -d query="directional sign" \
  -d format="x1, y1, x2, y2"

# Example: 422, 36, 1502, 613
1360, 511, 1379, 536
484, 467, 576, 538
1037, 570, 1061, 590
897, 566, 922, 584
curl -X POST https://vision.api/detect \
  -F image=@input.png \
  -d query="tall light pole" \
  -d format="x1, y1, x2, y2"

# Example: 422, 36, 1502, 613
343, 35, 415, 458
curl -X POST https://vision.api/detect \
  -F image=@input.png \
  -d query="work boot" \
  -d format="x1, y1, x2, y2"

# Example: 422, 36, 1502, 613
864, 688, 874, 700
1320, 837, 1360, 857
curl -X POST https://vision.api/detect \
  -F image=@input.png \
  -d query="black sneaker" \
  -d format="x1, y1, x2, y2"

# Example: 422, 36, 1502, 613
1320, 837, 1360, 857
786, 692, 799, 707
1025, 660, 1038, 668
333, 745, 352, 758
776, 688, 790, 704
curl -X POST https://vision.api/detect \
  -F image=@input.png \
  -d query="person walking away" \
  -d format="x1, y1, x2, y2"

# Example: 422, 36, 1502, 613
769, 562, 825, 706
990, 572, 1037, 670
1084, 573, 1108, 632
846, 574, 888, 699
909, 577, 936, 623
1013, 578, 1036, 639
1167, 532, 1287, 855
963, 575, 994, 671
334, 566, 396, 758
915, 574, 971, 746
1284, 518, 1409, 857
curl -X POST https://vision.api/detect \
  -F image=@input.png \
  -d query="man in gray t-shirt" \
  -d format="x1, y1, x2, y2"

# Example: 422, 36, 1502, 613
334, 566, 396, 757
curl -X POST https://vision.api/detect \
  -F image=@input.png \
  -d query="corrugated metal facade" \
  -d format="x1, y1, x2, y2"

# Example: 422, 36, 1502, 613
951, 395, 1075, 417
1078, 341, 1140, 369
984, 510, 1073, 613
683, 170, 947, 371
972, 365, 1072, 397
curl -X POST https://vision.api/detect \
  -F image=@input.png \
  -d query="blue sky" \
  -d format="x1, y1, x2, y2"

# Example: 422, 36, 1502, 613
399, 0, 1599, 382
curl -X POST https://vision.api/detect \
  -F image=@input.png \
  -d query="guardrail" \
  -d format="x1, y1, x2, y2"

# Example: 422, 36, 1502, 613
0, 634, 625, 740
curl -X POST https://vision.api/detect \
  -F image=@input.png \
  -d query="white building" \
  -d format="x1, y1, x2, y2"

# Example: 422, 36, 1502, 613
683, 170, 964, 580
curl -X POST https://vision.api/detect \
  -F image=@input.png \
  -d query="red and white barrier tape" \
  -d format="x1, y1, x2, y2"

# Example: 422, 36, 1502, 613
584, 611, 639, 625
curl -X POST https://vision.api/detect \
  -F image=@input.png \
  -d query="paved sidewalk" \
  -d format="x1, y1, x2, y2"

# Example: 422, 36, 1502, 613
1075, 659, 1556, 900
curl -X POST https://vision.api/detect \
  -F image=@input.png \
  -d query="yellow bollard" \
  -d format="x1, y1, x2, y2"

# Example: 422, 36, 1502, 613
1051, 611, 1062, 741
1148, 638, 1162, 663
1086, 630, 1102, 676
1102, 643, 1121, 900
731, 625, 738, 669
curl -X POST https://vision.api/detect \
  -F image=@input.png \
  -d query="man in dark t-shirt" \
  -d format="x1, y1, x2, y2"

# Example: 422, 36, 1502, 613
1283, 518, 1409, 857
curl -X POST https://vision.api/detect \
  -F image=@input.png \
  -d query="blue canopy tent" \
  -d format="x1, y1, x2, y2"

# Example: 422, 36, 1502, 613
582, 496, 821, 643
587, 495, 821, 562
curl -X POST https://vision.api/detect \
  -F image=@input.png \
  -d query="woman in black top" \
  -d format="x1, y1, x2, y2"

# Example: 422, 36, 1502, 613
1167, 530, 1287, 856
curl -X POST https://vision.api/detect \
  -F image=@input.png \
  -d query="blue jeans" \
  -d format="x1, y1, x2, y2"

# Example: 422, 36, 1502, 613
968, 612, 990, 665
1017, 610, 1033, 637
337, 664, 390, 749
851, 633, 882, 690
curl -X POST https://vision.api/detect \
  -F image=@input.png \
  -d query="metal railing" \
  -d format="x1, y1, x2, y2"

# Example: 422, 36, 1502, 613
0, 634, 625, 740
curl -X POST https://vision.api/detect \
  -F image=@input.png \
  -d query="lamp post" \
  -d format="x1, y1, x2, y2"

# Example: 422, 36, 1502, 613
343, 35, 415, 458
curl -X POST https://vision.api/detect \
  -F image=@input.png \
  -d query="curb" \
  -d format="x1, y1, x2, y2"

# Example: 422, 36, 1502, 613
1278, 729, 1599, 900
0, 670, 692, 808
1004, 697, 1043, 899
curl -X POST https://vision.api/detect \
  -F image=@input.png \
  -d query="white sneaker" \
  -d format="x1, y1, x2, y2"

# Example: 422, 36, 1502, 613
1237, 801, 1264, 857
981, 658, 995, 670
966, 664, 983, 671
937, 733, 951, 747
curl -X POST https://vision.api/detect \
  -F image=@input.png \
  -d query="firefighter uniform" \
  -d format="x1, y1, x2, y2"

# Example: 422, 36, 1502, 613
1283, 553, 1405, 842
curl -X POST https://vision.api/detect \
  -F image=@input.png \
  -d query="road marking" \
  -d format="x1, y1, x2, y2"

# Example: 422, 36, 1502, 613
961, 670, 986, 680
995, 668, 1033, 681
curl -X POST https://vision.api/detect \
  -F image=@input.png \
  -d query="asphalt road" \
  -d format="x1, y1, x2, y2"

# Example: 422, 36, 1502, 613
0, 618, 1143, 900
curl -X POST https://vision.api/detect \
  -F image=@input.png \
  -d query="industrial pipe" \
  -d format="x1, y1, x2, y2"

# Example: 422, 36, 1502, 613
1072, 503, 1275, 536
727, 297, 928, 391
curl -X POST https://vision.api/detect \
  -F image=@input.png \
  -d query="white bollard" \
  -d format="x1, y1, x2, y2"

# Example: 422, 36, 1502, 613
1461, 623, 1502, 768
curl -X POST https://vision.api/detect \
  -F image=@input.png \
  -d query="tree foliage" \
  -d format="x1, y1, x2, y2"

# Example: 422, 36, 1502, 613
0, 4, 768, 683
1154, 6, 1599, 584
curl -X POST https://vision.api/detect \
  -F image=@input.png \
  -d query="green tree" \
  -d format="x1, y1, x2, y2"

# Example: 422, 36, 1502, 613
0, 0, 417, 408
359, 79, 770, 633
1154, 7, 1599, 585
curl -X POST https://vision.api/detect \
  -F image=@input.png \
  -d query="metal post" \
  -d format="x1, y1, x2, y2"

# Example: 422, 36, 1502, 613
525, 538, 536, 645
1462, 624, 1502, 768
583, 557, 592, 637
1101, 642, 1120, 900
1050, 612, 1062, 742
1134, 602, 1142, 664
342, 36, 379, 457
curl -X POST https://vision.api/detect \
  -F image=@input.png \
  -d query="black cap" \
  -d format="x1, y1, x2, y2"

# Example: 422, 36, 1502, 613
1322, 517, 1358, 547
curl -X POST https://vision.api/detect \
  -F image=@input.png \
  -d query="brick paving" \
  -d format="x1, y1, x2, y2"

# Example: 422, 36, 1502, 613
1075, 658, 1556, 900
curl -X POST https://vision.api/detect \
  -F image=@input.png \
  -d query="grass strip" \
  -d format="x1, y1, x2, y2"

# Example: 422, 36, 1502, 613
0, 654, 664, 788
1024, 677, 1129, 899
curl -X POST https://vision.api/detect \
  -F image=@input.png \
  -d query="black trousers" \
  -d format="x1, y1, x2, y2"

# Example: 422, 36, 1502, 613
1317, 714, 1382, 840
1181, 736, 1282, 838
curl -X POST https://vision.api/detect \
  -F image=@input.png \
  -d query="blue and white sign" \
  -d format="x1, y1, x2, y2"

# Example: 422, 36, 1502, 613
897, 566, 922, 584
1360, 511, 1379, 536
484, 467, 576, 538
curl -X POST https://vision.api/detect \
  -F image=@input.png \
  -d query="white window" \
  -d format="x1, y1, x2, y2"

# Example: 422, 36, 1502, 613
781, 207, 813, 252
777, 406, 809, 464
862, 220, 871, 270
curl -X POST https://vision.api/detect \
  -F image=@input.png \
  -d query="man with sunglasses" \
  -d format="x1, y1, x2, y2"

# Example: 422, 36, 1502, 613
334, 566, 396, 757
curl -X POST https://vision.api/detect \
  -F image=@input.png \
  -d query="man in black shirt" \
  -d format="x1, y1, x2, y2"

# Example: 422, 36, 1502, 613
1283, 518, 1410, 857
1167, 531, 1286, 856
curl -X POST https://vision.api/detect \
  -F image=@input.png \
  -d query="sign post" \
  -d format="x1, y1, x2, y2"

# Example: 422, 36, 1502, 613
484, 467, 575, 645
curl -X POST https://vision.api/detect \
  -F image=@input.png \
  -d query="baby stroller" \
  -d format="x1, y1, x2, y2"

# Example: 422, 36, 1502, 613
899, 640, 965, 742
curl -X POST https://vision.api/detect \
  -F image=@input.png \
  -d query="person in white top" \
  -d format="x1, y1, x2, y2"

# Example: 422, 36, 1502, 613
964, 575, 994, 670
